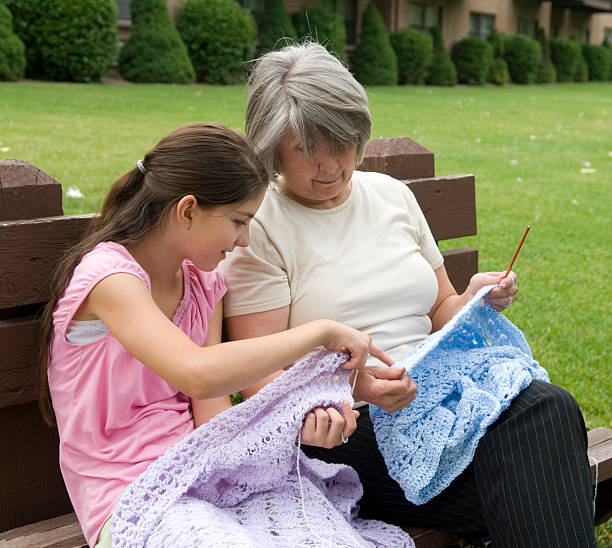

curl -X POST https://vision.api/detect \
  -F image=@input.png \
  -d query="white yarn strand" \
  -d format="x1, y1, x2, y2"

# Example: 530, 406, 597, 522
294, 369, 361, 547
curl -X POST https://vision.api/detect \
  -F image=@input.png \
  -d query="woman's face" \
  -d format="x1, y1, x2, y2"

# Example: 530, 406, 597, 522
277, 130, 357, 210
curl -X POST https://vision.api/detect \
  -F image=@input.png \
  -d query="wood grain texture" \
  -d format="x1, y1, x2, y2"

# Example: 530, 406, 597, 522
0, 160, 63, 221
359, 136, 435, 180
0, 403, 73, 533
406, 175, 477, 241
0, 214, 93, 308
0, 317, 39, 408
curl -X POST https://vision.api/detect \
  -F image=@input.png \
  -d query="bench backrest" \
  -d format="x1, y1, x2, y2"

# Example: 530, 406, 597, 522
0, 138, 477, 532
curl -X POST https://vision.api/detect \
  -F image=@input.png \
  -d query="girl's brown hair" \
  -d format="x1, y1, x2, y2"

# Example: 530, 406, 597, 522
38, 122, 269, 425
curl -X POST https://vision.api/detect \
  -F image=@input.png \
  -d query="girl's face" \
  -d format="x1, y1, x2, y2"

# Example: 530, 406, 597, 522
186, 193, 265, 271
277, 130, 357, 210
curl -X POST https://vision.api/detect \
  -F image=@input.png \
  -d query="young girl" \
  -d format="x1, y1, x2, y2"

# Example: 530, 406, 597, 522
38, 123, 389, 547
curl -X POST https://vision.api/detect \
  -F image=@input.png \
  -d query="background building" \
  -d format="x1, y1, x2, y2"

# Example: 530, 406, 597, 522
116, 0, 612, 49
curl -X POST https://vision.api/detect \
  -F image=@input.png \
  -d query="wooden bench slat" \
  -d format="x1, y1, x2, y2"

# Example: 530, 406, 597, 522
0, 159, 64, 222
0, 317, 39, 408
359, 136, 435, 180
0, 215, 93, 309
442, 247, 478, 294
588, 427, 612, 483
403, 526, 461, 547
405, 174, 476, 241
0, 513, 86, 548
0, 403, 73, 534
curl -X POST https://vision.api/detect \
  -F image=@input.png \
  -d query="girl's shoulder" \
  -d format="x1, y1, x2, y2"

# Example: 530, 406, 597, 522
182, 261, 227, 308
75, 242, 150, 288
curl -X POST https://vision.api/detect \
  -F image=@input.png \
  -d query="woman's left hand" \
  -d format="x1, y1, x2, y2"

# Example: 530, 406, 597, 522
466, 271, 518, 312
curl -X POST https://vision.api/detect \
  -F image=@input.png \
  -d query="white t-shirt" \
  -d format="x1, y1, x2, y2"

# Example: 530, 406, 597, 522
220, 170, 444, 363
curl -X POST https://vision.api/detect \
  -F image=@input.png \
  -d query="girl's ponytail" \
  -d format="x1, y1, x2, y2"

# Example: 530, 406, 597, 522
38, 123, 268, 425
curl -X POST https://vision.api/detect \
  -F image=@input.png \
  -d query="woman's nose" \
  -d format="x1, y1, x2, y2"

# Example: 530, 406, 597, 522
315, 148, 337, 174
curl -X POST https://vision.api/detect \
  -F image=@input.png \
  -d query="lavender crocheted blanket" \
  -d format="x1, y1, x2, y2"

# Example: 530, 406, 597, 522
112, 350, 414, 547
371, 285, 549, 505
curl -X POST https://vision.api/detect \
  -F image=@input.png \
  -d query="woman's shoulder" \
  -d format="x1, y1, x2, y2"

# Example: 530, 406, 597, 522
352, 170, 416, 200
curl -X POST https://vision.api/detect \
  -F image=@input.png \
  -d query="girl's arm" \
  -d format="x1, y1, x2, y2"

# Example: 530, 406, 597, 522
192, 304, 232, 428
85, 273, 383, 399
428, 265, 518, 332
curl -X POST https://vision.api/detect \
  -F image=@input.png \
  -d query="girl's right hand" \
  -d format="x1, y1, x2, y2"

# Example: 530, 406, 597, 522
300, 401, 359, 449
322, 320, 393, 370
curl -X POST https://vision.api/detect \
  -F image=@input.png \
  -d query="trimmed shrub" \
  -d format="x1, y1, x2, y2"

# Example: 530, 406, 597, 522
487, 28, 505, 58
550, 38, 581, 82
176, 0, 256, 84
350, 3, 396, 85
451, 36, 492, 85
487, 29, 508, 85
292, 0, 346, 58
488, 57, 510, 85
534, 28, 555, 83
390, 28, 433, 85
581, 44, 609, 81
536, 59, 557, 83
503, 34, 540, 84
573, 52, 588, 82
0, 3, 26, 81
3, 0, 40, 76
258, 0, 297, 53
5, 0, 117, 82
426, 27, 456, 86
119, 0, 195, 83
536, 28, 551, 61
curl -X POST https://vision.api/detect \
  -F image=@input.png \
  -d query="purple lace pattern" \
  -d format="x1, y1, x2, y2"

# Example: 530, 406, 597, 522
112, 350, 414, 547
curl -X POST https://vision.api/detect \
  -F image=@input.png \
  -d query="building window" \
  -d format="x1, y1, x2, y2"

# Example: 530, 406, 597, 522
238, 0, 265, 26
410, 3, 441, 30
334, 0, 357, 45
469, 12, 494, 40
605, 28, 612, 46
517, 18, 537, 39
116, 0, 130, 20
573, 28, 589, 44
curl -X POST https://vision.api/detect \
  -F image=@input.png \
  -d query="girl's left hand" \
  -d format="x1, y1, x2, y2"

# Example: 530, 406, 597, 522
467, 271, 518, 312
299, 401, 359, 449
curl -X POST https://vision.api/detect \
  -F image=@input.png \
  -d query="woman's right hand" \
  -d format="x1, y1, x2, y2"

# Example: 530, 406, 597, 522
321, 320, 393, 370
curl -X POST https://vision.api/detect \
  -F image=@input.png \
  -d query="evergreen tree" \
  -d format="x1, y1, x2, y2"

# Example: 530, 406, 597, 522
0, 3, 26, 81
487, 29, 509, 85
258, 0, 297, 53
119, 0, 195, 83
349, 2, 397, 85
292, 0, 346, 58
426, 27, 456, 86
535, 27, 556, 83
177, 0, 256, 84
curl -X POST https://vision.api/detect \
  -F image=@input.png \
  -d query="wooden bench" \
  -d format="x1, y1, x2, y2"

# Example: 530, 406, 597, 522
1, 139, 610, 547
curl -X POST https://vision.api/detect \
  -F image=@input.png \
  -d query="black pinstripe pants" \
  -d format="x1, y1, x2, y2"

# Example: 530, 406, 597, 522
302, 381, 596, 547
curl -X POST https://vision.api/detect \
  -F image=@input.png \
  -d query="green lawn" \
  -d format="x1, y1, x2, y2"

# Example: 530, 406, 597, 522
1, 80, 609, 424
1, 79, 610, 543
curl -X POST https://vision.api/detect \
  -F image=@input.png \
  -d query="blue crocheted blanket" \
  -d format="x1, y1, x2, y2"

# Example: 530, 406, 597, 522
370, 285, 549, 505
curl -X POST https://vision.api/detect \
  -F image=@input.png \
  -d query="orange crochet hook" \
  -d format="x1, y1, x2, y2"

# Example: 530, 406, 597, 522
503, 226, 530, 279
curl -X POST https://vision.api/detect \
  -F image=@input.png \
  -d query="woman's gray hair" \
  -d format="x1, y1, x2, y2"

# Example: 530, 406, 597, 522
246, 42, 371, 176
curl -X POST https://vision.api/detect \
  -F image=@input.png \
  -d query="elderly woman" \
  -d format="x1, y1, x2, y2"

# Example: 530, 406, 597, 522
220, 43, 595, 547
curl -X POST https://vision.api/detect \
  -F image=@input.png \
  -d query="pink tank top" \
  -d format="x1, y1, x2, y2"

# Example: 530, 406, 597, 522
48, 242, 226, 546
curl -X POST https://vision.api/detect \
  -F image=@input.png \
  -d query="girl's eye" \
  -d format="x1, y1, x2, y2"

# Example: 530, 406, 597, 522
234, 220, 247, 227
